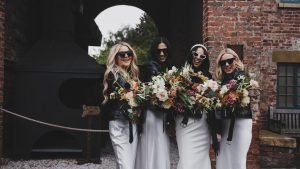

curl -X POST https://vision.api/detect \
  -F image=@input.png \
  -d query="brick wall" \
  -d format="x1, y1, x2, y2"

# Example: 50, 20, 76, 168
0, 0, 5, 164
204, 0, 300, 168
260, 0, 300, 127
203, 0, 262, 168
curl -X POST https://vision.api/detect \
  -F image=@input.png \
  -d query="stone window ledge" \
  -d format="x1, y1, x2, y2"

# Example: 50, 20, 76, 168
259, 130, 297, 148
272, 51, 300, 63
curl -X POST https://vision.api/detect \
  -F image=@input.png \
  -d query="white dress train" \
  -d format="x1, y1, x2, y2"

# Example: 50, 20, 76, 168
109, 119, 138, 169
135, 109, 171, 169
216, 119, 252, 169
176, 115, 211, 169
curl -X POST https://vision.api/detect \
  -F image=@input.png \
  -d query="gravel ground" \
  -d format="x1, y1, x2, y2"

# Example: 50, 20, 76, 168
0, 142, 179, 169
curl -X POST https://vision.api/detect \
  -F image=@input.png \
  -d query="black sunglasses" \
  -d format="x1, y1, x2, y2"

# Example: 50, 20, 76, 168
116, 51, 133, 58
192, 51, 206, 60
219, 58, 235, 67
156, 48, 168, 55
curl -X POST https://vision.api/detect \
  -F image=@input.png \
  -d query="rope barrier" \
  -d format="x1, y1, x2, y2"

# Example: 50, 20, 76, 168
0, 108, 109, 133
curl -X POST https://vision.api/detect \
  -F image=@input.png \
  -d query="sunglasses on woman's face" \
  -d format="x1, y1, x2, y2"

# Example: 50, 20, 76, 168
116, 51, 133, 58
192, 51, 206, 60
156, 48, 168, 55
219, 58, 235, 67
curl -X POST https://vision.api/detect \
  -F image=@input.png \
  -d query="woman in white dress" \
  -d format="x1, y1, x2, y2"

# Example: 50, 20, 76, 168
175, 44, 213, 169
102, 42, 139, 169
135, 37, 172, 169
215, 48, 252, 169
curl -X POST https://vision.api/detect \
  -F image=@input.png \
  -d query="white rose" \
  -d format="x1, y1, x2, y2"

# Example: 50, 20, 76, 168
220, 85, 229, 96
128, 98, 138, 107
250, 79, 259, 88
241, 96, 250, 107
156, 77, 166, 89
207, 79, 219, 92
201, 83, 208, 93
168, 66, 178, 75
156, 89, 169, 102
242, 89, 249, 97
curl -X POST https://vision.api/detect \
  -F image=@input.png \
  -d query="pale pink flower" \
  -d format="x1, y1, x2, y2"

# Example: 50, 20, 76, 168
156, 89, 169, 102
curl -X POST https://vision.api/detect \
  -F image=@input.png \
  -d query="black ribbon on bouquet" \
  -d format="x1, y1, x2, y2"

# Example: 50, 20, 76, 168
181, 113, 189, 127
206, 109, 219, 156
129, 121, 133, 143
227, 107, 236, 142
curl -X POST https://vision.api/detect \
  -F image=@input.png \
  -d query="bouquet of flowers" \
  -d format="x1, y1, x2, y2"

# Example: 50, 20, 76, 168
194, 78, 222, 112
110, 79, 149, 122
148, 63, 218, 115
147, 75, 176, 109
169, 64, 196, 114
146, 64, 195, 113
219, 74, 259, 111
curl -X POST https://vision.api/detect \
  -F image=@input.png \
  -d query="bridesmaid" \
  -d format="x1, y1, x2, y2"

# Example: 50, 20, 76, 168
215, 48, 252, 169
175, 44, 212, 169
102, 42, 139, 169
135, 37, 172, 169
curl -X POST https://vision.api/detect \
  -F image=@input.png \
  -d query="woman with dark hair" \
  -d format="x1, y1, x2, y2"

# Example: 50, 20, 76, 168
175, 44, 212, 169
148, 37, 172, 76
187, 44, 212, 78
135, 37, 172, 169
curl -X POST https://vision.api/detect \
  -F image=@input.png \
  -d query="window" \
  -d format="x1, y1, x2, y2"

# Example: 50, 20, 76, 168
277, 63, 300, 108
227, 44, 244, 61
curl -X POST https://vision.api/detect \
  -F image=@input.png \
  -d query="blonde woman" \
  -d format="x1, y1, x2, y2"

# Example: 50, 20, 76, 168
215, 48, 252, 169
102, 42, 139, 169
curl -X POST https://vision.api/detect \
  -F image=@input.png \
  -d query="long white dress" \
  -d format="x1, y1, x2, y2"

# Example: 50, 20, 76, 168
109, 119, 138, 169
216, 119, 252, 169
135, 109, 171, 169
176, 114, 211, 169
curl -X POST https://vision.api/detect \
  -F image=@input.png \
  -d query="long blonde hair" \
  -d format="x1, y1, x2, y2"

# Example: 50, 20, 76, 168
102, 42, 139, 104
215, 48, 244, 80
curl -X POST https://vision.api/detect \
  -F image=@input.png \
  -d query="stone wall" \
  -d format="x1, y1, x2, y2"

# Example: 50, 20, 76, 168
204, 0, 300, 168
203, 0, 262, 168
260, 0, 300, 128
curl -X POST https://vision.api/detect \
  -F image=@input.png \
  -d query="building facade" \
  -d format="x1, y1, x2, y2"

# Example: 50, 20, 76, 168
0, 0, 300, 168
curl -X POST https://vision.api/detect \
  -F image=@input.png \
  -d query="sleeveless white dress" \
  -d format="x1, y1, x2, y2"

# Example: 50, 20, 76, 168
176, 114, 211, 169
135, 109, 171, 169
216, 119, 252, 169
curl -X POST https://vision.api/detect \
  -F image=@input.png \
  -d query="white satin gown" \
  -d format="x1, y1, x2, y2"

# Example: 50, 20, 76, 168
216, 118, 252, 169
176, 114, 211, 169
135, 109, 171, 169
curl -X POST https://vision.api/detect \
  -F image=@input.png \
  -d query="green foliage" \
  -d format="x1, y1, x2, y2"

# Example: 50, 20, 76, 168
94, 13, 159, 65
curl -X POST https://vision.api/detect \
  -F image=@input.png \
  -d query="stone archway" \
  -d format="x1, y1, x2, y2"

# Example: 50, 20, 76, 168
79, 0, 204, 66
